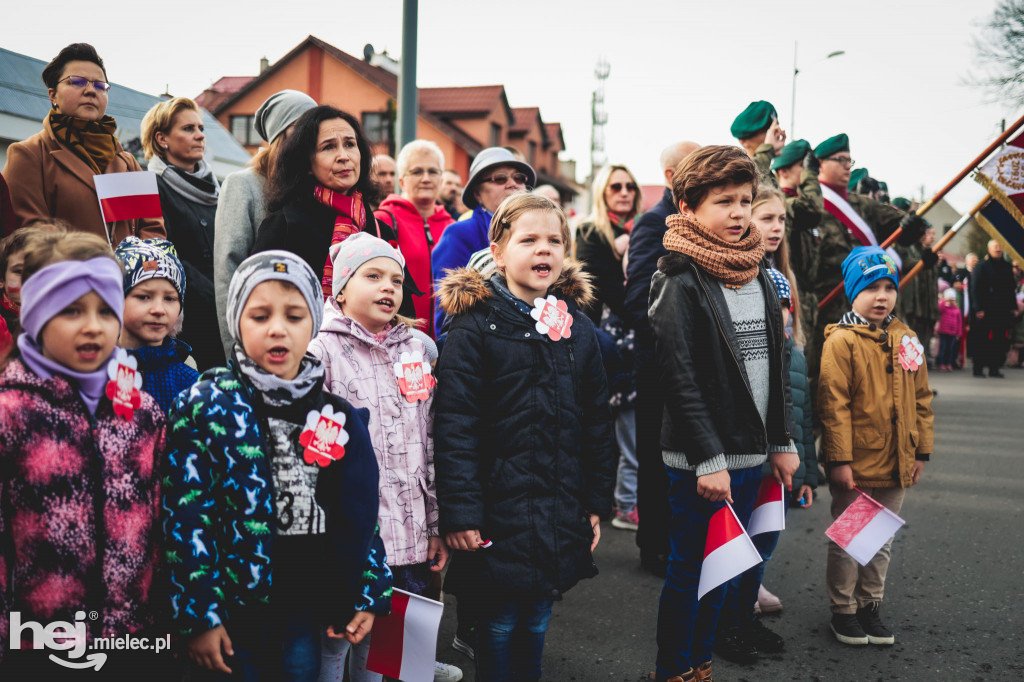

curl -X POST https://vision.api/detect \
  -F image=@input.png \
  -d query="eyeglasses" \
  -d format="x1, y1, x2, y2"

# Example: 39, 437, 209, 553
482, 172, 528, 186
405, 167, 442, 177
59, 75, 111, 92
825, 156, 855, 167
609, 182, 637, 193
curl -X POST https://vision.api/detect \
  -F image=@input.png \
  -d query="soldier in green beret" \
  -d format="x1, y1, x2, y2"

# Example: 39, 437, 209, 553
809, 133, 934, 388
773, 139, 824, 376
731, 100, 786, 189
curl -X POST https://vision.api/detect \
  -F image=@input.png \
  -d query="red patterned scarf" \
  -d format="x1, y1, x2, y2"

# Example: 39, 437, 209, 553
314, 185, 366, 298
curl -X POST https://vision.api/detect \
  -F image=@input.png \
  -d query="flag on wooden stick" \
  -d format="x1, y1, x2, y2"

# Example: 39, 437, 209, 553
974, 131, 1024, 264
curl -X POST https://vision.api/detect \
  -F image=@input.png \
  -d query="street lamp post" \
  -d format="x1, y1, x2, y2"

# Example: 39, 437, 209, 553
791, 43, 845, 139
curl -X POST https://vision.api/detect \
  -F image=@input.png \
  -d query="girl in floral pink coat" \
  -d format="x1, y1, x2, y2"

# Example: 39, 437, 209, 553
0, 232, 165, 666
309, 233, 453, 681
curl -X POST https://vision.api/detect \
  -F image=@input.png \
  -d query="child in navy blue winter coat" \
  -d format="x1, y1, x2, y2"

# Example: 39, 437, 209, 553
434, 193, 617, 681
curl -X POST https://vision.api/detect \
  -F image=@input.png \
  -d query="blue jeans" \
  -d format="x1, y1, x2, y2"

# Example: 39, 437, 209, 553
614, 408, 639, 511
655, 465, 761, 680
938, 333, 958, 367
475, 598, 554, 681
191, 608, 322, 681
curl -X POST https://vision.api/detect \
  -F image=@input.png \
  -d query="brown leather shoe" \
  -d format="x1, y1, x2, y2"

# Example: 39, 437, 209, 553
694, 661, 713, 682
665, 669, 696, 682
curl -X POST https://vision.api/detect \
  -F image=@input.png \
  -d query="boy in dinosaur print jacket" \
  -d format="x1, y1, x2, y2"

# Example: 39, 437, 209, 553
162, 251, 391, 678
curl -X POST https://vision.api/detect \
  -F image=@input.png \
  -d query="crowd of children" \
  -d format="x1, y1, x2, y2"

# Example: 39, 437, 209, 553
0, 143, 936, 681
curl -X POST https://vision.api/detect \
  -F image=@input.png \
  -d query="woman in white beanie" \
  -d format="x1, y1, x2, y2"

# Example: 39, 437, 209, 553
213, 89, 317, 356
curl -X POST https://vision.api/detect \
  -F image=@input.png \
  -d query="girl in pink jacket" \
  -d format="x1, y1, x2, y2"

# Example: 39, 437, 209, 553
309, 233, 455, 681
935, 288, 963, 371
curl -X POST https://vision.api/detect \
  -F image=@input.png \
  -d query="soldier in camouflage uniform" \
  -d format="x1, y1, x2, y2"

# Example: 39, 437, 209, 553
773, 139, 823, 363
731, 100, 785, 189
809, 134, 932, 384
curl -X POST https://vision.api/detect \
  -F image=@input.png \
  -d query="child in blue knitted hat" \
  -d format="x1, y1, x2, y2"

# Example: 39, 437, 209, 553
818, 245, 934, 648
114, 236, 199, 411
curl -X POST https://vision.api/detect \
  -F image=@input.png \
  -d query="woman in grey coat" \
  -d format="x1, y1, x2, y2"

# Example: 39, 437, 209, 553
212, 89, 316, 355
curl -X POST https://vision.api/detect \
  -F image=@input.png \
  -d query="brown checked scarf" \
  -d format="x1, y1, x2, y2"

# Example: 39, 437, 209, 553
663, 213, 764, 286
47, 111, 118, 174
314, 185, 366, 299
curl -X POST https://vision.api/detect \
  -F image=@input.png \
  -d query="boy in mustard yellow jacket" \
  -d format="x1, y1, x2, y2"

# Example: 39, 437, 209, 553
818, 245, 934, 648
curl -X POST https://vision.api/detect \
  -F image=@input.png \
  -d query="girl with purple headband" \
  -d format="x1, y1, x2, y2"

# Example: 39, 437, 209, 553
0, 231, 166, 673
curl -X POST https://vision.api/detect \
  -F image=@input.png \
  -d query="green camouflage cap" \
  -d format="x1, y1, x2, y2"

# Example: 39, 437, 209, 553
771, 139, 810, 170
730, 100, 777, 139
847, 168, 869, 191
814, 133, 849, 158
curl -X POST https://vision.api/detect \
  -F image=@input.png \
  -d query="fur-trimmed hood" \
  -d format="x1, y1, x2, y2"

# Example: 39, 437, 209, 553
437, 260, 595, 317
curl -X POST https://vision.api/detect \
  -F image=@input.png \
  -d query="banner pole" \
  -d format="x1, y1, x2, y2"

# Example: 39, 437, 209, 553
898, 194, 990, 287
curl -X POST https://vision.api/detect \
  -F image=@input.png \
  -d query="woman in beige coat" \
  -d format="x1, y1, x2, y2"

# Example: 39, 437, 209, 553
2, 43, 164, 243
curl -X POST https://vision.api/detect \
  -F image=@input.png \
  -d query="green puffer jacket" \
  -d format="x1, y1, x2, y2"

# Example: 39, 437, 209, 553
762, 336, 819, 494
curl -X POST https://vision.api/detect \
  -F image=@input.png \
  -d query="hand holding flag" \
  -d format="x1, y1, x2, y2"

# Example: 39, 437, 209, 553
825, 490, 905, 566
698, 503, 763, 600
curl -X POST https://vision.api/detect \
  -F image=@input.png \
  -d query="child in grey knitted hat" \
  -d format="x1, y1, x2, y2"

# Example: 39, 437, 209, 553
310, 232, 458, 681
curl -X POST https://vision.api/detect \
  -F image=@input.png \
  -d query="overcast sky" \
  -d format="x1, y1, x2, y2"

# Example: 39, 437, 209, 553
7, 0, 1013, 213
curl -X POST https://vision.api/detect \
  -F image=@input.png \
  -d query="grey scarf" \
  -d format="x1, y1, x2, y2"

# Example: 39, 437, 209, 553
148, 154, 220, 206
233, 345, 324, 407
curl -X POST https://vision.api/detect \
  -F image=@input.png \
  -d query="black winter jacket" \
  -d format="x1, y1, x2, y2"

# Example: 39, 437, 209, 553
156, 176, 224, 370
576, 220, 628, 324
649, 253, 794, 468
434, 263, 617, 600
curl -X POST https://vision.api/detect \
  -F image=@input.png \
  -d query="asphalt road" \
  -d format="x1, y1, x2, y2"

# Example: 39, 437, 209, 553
436, 367, 1024, 681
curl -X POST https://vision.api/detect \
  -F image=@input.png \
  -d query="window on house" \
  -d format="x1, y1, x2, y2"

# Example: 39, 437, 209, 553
363, 112, 391, 146
490, 122, 502, 147
230, 115, 258, 146
528, 141, 537, 167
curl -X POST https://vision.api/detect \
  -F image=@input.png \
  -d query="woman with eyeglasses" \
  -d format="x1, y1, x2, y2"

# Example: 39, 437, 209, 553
139, 97, 223, 369
575, 164, 644, 534
430, 147, 536, 334
575, 164, 643, 324
374, 140, 455, 337
3, 43, 165, 243
252, 106, 417, 319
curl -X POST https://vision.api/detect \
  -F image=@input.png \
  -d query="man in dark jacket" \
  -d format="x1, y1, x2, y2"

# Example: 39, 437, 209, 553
622, 140, 699, 576
971, 240, 1017, 377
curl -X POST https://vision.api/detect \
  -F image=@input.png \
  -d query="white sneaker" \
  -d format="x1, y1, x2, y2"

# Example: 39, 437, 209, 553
434, 661, 463, 681
757, 584, 783, 613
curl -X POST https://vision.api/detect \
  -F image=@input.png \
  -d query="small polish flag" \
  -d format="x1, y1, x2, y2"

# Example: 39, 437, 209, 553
366, 588, 444, 682
747, 478, 786, 537
94, 171, 162, 223
698, 504, 763, 600
825, 490, 905, 566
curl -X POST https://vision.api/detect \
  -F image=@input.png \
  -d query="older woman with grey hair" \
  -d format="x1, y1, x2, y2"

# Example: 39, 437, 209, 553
374, 140, 455, 337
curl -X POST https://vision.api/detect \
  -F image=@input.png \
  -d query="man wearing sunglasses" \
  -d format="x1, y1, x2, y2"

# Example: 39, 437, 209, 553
431, 147, 535, 333
809, 133, 933, 383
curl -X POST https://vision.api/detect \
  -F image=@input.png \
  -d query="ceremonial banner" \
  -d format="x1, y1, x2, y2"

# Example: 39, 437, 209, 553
697, 504, 762, 600
94, 171, 162, 223
821, 184, 903, 269
825, 491, 905, 566
747, 478, 785, 537
366, 588, 444, 682
974, 132, 1024, 264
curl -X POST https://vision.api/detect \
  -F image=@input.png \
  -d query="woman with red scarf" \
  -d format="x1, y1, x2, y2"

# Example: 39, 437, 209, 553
253, 106, 418, 319
575, 164, 644, 323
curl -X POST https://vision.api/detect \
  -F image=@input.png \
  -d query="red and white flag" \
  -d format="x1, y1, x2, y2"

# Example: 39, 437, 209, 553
366, 588, 444, 682
698, 504, 763, 600
825, 490, 905, 566
747, 478, 786, 537
94, 171, 162, 224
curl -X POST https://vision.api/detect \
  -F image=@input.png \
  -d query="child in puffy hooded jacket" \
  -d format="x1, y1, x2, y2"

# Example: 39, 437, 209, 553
309, 232, 457, 681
